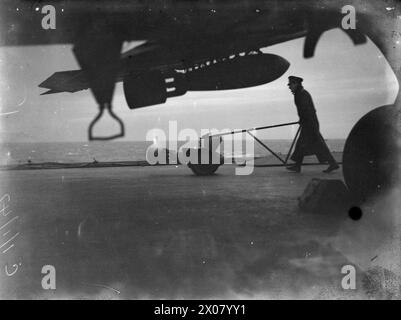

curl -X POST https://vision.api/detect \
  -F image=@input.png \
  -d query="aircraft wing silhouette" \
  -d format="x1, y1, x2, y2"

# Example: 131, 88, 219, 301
2, 0, 397, 141
38, 41, 291, 104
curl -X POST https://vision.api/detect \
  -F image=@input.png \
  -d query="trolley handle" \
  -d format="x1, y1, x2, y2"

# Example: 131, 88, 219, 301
203, 121, 300, 139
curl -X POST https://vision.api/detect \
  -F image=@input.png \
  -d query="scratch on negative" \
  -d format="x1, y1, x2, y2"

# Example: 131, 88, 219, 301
81, 282, 121, 295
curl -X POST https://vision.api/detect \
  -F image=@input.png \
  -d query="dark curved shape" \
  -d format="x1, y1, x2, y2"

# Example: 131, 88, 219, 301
124, 70, 188, 109
186, 147, 223, 176
123, 71, 168, 109
343, 105, 400, 202
188, 163, 220, 176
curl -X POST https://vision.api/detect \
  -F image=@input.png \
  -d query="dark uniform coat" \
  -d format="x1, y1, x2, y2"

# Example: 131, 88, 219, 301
291, 87, 335, 164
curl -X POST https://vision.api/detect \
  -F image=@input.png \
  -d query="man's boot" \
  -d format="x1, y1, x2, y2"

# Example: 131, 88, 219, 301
323, 163, 339, 173
286, 164, 301, 173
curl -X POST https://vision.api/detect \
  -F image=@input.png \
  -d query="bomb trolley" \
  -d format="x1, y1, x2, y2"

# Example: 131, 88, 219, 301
187, 120, 306, 175
183, 105, 400, 204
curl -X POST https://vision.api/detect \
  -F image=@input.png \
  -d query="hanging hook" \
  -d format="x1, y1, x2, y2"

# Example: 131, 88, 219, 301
88, 103, 125, 141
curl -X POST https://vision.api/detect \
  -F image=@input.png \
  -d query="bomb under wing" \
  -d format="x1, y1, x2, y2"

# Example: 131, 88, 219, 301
123, 52, 290, 109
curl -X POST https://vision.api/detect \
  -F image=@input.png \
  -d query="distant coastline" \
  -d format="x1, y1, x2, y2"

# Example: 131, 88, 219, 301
0, 160, 152, 171
0, 140, 345, 170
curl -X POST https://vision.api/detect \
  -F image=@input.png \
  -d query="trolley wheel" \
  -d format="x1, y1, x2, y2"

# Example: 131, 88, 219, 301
188, 163, 220, 176
343, 105, 400, 202
185, 147, 223, 176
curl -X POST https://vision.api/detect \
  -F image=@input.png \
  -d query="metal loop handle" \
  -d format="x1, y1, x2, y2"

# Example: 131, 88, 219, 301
88, 103, 125, 141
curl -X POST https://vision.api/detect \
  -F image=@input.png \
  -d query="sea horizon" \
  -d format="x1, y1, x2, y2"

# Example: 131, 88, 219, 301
0, 139, 346, 166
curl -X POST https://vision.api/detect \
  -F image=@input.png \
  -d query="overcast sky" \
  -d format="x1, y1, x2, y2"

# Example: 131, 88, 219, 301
0, 29, 398, 142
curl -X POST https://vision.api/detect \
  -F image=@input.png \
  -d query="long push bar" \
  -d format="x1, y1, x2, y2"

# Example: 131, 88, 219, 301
205, 121, 300, 138
201, 120, 301, 166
